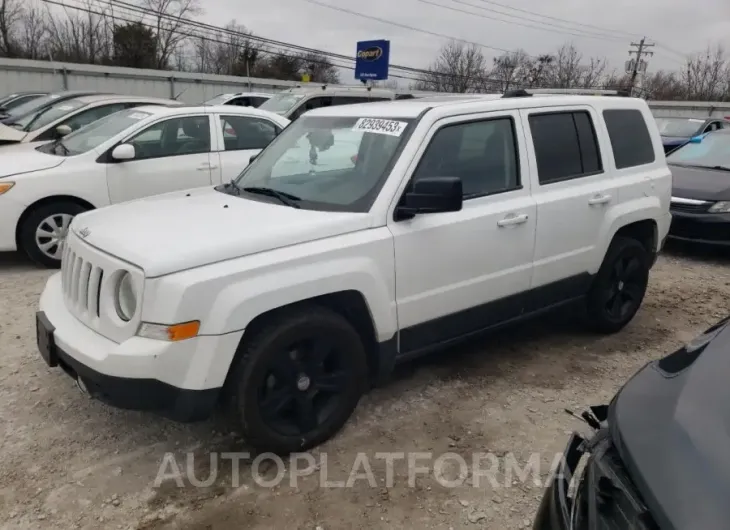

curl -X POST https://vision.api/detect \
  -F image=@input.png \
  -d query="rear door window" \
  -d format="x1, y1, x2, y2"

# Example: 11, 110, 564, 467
602, 109, 655, 169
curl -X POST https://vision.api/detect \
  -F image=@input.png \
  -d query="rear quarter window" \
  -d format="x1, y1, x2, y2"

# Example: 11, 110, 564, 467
602, 109, 656, 169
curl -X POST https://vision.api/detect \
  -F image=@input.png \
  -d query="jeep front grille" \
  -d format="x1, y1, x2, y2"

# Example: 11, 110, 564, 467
61, 244, 104, 318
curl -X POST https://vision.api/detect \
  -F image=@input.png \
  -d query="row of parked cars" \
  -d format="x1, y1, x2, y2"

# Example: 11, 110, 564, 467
1, 84, 726, 529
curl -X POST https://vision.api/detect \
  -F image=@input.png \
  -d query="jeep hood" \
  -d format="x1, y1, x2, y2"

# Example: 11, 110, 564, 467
611, 317, 730, 530
72, 187, 372, 277
0, 147, 65, 178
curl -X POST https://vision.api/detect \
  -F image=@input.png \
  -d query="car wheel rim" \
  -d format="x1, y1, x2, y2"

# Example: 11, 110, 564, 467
256, 336, 349, 437
35, 213, 74, 260
604, 255, 643, 321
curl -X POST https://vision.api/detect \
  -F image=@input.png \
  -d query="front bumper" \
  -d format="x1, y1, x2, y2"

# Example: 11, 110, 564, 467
0, 194, 26, 251
668, 209, 730, 246
533, 433, 586, 530
37, 273, 243, 421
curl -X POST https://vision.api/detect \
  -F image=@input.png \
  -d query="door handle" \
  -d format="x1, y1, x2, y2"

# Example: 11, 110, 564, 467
497, 213, 529, 227
197, 164, 217, 171
588, 193, 612, 206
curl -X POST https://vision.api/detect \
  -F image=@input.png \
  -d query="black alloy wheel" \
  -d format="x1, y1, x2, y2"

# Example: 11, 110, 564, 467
233, 307, 368, 454
587, 236, 650, 333
604, 254, 646, 321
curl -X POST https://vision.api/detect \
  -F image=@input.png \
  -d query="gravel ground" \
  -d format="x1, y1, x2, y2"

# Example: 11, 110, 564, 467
1, 244, 729, 530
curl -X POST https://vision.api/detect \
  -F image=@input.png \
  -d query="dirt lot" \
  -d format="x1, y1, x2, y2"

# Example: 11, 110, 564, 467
1, 244, 729, 530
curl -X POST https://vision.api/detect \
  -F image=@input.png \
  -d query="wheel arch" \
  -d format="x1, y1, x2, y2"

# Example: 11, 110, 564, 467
221, 290, 387, 397
15, 195, 96, 248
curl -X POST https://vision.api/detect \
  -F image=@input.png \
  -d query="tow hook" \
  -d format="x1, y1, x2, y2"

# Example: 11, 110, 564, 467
76, 377, 90, 396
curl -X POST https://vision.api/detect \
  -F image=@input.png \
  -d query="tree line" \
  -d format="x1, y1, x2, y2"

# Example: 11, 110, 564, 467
413, 40, 730, 101
1, 0, 729, 100
0, 0, 340, 83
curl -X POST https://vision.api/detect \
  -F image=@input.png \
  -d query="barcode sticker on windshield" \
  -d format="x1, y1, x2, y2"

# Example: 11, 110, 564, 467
57, 105, 74, 111
352, 118, 408, 137
128, 112, 149, 119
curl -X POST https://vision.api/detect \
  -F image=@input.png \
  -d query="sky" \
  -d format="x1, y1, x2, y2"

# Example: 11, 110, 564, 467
203, 0, 730, 83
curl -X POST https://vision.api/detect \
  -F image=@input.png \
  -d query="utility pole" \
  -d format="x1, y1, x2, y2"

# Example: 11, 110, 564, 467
628, 37, 654, 97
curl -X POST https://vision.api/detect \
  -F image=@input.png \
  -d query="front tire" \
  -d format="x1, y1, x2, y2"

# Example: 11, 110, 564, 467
19, 201, 88, 268
586, 236, 650, 334
233, 306, 369, 454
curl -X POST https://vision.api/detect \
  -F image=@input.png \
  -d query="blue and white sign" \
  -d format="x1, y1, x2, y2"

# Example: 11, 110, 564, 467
355, 40, 390, 81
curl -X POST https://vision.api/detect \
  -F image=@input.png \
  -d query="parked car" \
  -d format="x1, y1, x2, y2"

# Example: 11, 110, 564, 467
35, 93, 670, 453
258, 85, 396, 120
654, 116, 730, 153
0, 94, 180, 147
664, 130, 730, 246
0, 104, 288, 267
204, 92, 273, 108
0, 90, 104, 126
0, 92, 47, 117
534, 314, 730, 530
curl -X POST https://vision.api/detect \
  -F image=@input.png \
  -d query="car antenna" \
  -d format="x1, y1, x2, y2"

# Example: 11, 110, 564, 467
173, 87, 189, 101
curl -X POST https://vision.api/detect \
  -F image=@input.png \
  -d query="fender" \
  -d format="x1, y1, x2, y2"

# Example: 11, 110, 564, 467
593, 194, 663, 272
207, 256, 397, 340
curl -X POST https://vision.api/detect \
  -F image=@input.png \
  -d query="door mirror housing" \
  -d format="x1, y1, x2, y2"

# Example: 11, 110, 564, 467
111, 143, 136, 161
55, 124, 72, 138
396, 177, 463, 219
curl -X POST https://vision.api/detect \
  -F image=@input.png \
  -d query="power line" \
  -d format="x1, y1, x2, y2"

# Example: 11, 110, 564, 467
420, 0, 627, 42
468, 0, 644, 40
298, 0, 536, 58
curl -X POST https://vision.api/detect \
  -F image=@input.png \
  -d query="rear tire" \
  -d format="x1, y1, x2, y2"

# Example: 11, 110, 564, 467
19, 201, 88, 268
586, 237, 650, 334
232, 306, 368, 454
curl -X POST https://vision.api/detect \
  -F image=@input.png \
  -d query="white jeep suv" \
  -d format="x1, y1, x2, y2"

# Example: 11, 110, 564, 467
36, 93, 672, 453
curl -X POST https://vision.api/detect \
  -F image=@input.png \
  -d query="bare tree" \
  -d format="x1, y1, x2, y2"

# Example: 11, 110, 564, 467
486, 50, 532, 92
682, 46, 729, 101
18, 5, 48, 60
0, 0, 23, 56
141, 0, 201, 69
414, 40, 486, 93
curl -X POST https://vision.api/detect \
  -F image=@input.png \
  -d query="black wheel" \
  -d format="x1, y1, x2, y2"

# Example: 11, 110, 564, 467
232, 306, 368, 454
586, 237, 650, 333
19, 201, 88, 268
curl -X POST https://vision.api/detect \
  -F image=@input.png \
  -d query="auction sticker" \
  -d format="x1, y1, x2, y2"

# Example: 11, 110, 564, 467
352, 118, 408, 137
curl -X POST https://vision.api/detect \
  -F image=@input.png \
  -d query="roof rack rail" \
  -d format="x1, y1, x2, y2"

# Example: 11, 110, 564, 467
504, 87, 632, 97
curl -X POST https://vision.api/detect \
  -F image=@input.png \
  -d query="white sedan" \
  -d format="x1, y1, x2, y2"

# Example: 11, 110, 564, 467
0, 94, 181, 146
0, 104, 290, 267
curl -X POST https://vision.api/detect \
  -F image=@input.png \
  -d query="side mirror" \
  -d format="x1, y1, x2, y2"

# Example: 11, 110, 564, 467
111, 143, 136, 161
56, 124, 72, 137
397, 177, 463, 218
689, 135, 704, 143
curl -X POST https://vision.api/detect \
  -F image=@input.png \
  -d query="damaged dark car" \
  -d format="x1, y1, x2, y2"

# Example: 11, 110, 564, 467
534, 315, 730, 530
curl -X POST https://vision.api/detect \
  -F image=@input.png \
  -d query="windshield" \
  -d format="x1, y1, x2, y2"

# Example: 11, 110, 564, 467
15, 99, 86, 132
204, 94, 235, 105
5, 93, 61, 119
232, 115, 413, 212
655, 117, 705, 137
39, 108, 153, 156
259, 94, 305, 115
667, 133, 730, 169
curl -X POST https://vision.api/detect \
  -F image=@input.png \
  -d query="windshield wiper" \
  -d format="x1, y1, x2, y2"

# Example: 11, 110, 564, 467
242, 186, 301, 208
53, 140, 70, 156
710, 165, 730, 172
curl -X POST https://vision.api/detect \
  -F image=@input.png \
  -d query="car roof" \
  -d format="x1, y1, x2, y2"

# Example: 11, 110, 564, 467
69, 94, 180, 105
305, 94, 646, 119
130, 104, 290, 121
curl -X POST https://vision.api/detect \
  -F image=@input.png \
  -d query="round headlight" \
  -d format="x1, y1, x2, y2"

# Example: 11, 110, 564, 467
115, 271, 137, 322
